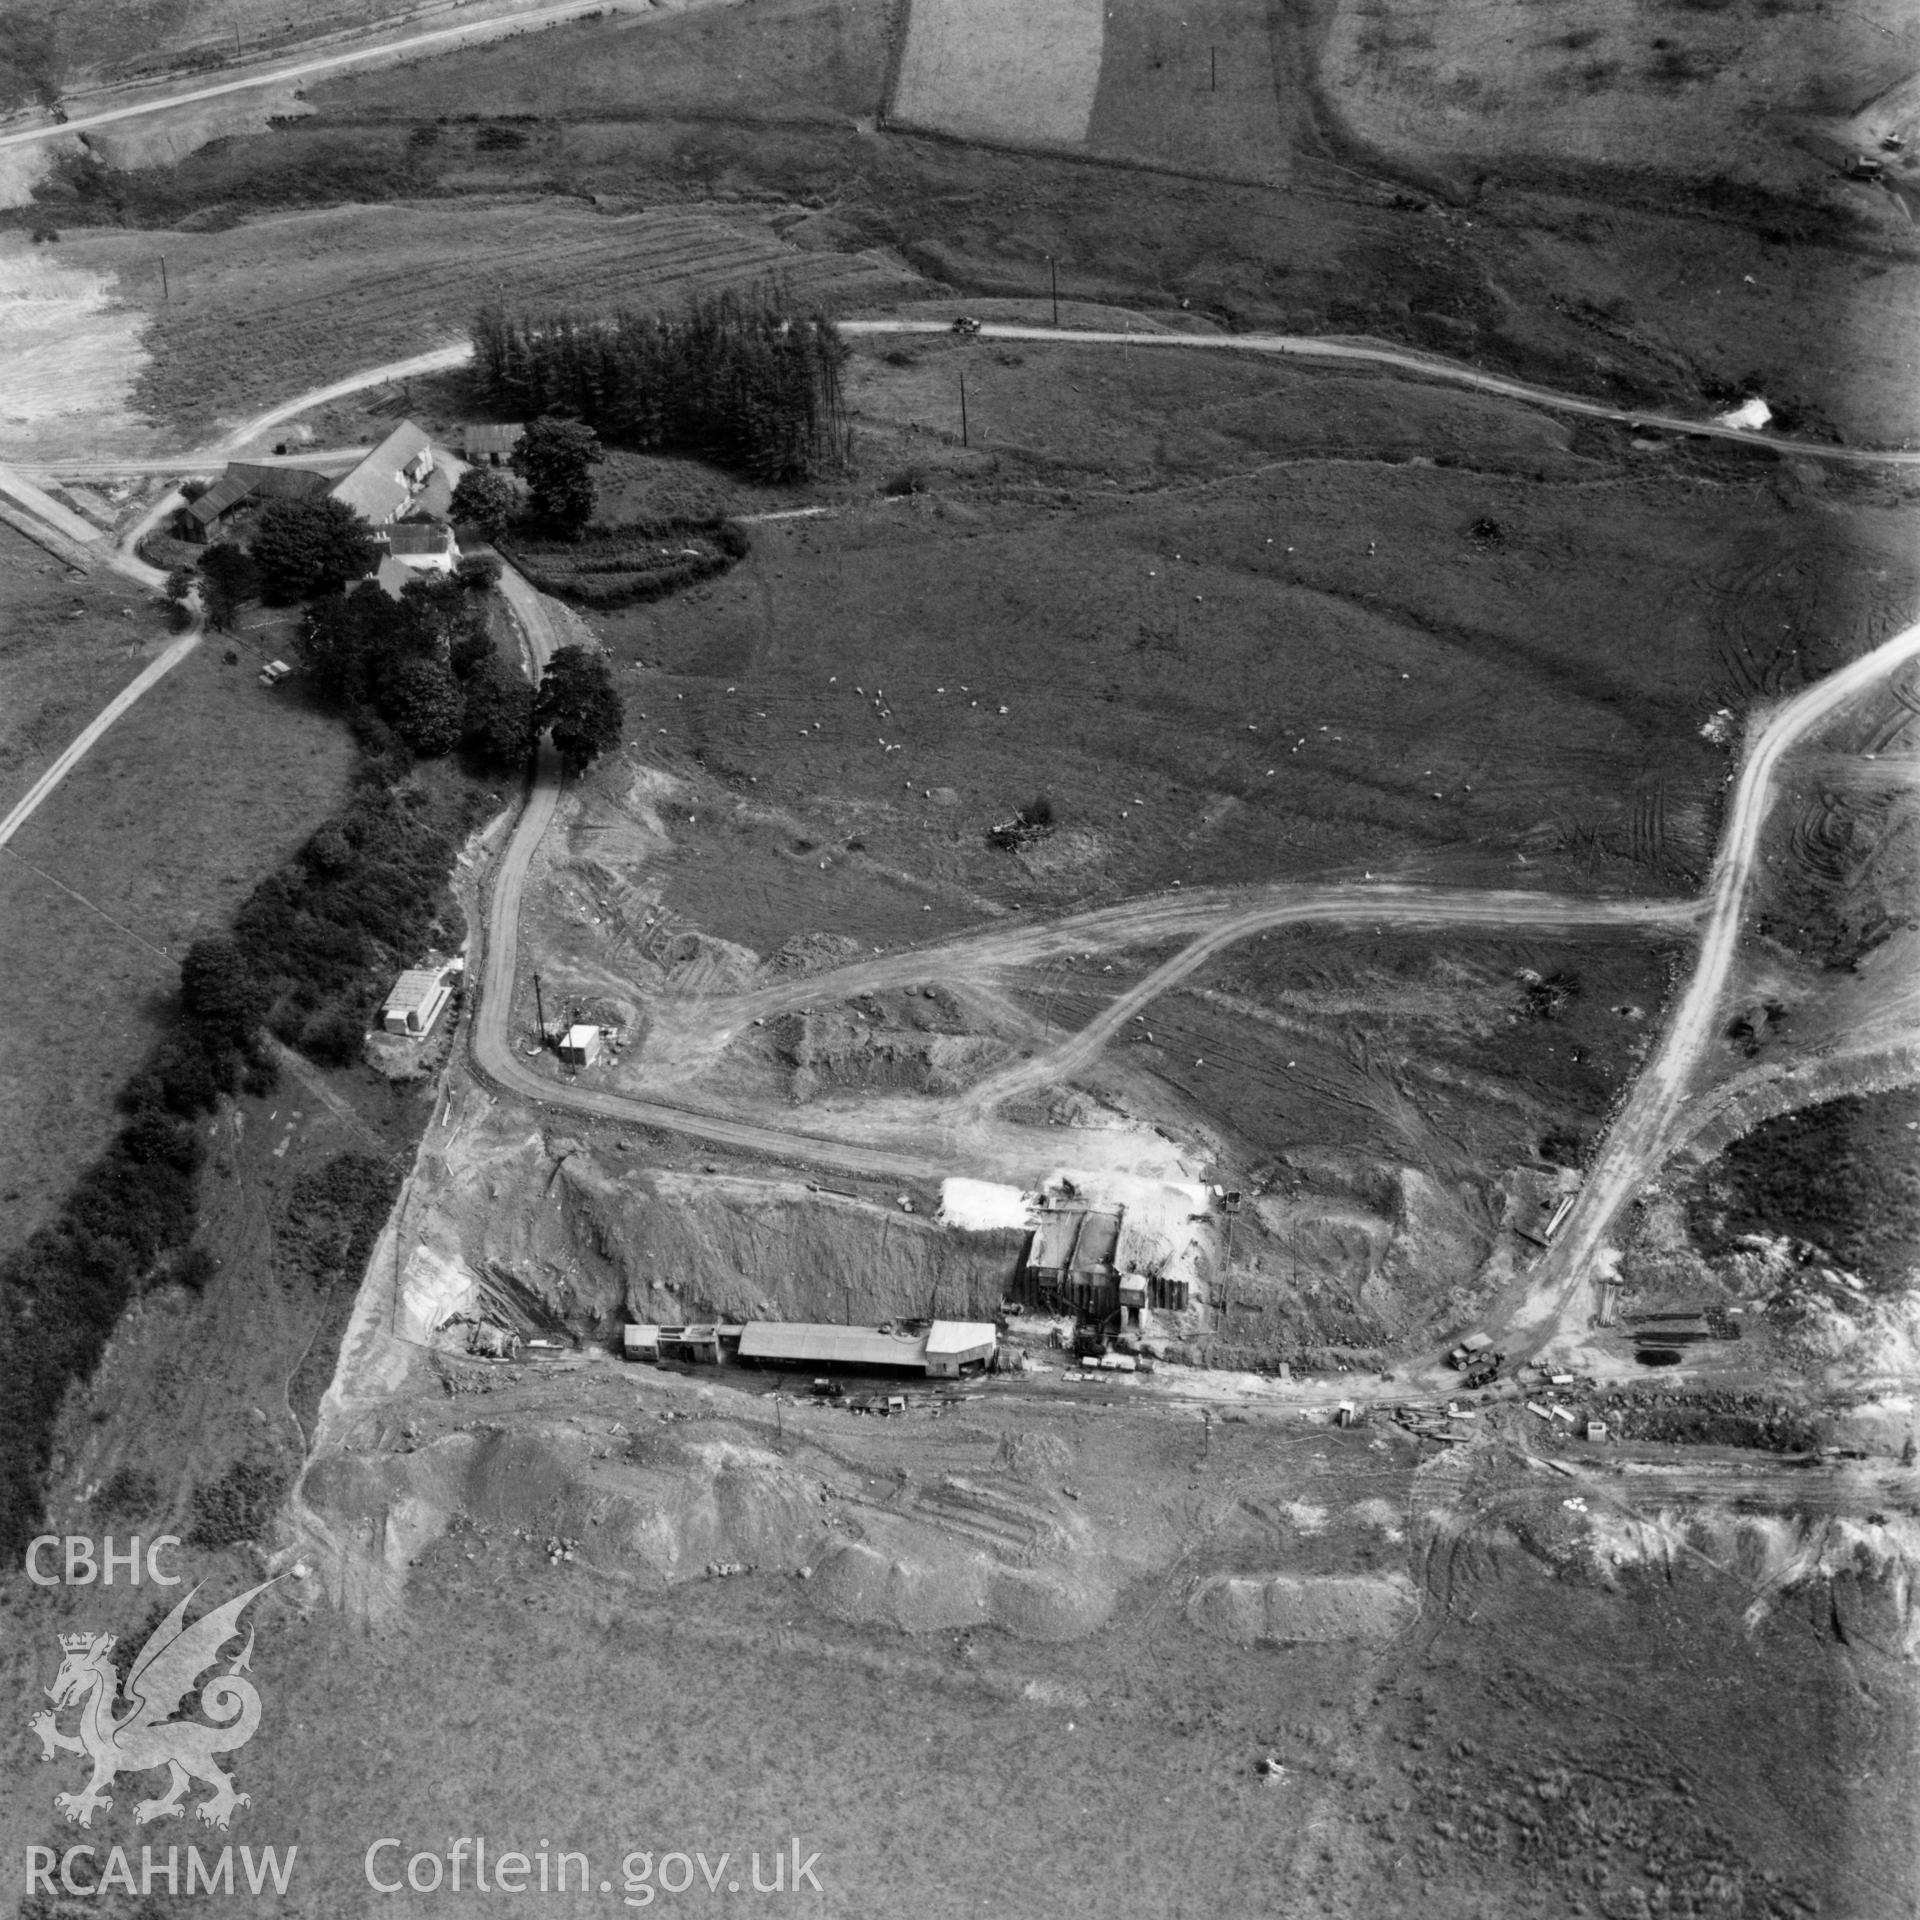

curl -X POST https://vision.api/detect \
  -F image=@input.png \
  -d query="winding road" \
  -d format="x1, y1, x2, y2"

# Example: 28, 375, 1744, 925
1513, 614, 1920, 1351
4, 310, 1915, 1289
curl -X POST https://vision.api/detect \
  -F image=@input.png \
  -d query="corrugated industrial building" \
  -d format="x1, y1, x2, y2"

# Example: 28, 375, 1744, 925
732, 1320, 998, 1376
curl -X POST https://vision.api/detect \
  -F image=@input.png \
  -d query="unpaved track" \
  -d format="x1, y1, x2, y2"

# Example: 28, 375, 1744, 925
846, 321, 1920, 467
633, 884, 1697, 1093
1513, 614, 1920, 1349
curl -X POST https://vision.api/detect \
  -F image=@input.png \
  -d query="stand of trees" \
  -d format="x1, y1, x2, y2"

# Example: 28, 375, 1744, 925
298, 570, 532, 769
471, 287, 849, 483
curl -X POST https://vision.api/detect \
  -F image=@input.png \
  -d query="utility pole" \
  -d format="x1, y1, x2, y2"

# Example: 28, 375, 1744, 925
532, 972, 548, 1047
1049, 254, 1059, 328
1211, 46, 1218, 91
158, 256, 168, 305
959, 372, 969, 448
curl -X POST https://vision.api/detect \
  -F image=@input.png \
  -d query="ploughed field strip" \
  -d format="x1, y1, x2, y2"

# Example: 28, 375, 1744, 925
138, 207, 918, 428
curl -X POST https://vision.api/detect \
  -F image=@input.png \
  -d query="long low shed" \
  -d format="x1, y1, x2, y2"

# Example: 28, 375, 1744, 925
732, 1320, 998, 1376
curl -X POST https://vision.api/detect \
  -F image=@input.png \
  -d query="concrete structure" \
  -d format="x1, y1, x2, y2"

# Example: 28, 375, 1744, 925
330, 420, 437, 531
380, 959, 460, 1038
558, 1024, 604, 1067
387, 521, 460, 574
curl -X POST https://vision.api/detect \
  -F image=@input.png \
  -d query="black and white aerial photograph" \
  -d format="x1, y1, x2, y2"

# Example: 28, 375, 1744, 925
2, 0, 1918, 1912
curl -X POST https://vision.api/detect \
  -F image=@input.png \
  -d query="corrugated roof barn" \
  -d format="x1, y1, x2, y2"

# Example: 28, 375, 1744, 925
462, 422, 525, 465
736, 1323, 931, 1372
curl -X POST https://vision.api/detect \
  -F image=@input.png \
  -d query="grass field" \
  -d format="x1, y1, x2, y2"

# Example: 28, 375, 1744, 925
890, 0, 1300, 182
1321, 0, 1920, 202
0, 522, 157, 811
306, 0, 891, 128
0, 609, 354, 1264
46, 200, 917, 440
579, 342, 1920, 934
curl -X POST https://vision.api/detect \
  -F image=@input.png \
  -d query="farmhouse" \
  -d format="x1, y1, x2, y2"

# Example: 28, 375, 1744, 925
330, 420, 439, 533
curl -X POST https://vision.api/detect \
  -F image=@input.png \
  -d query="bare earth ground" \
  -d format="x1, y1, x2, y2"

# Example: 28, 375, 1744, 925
10, 1358, 1909, 1919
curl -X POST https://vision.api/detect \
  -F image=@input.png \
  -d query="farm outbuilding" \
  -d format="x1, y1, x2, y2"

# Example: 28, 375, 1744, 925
387, 520, 460, 574
463, 423, 525, 467
181, 460, 330, 540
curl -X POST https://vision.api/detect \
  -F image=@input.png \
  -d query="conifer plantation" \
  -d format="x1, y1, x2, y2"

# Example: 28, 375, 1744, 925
470, 288, 850, 483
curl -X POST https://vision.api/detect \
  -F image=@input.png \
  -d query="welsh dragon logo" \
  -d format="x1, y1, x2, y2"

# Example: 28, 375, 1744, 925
30, 1580, 274, 1831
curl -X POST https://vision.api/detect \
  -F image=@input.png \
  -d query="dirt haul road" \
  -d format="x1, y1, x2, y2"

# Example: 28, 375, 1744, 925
629, 885, 1699, 1095
0, 2, 669, 152
1513, 613, 1920, 1354
845, 322, 1920, 466
469, 611, 1697, 1176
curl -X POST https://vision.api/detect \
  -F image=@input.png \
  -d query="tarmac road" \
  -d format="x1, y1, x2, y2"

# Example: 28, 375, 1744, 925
1511, 613, 1920, 1352
0, 2, 657, 152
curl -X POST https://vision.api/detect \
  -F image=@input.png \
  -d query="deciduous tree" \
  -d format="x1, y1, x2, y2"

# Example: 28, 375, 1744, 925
510, 416, 602, 533
462, 652, 535, 766
251, 496, 379, 600
535, 643, 624, 775
179, 936, 266, 1047
450, 467, 516, 542
384, 654, 464, 758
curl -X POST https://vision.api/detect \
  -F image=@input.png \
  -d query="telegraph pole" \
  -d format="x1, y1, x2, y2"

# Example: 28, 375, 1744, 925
158, 256, 168, 305
532, 972, 548, 1047
958, 372, 969, 448
1211, 46, 1218, 91
1049, 254, 1059, 328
